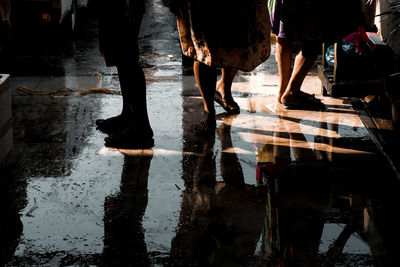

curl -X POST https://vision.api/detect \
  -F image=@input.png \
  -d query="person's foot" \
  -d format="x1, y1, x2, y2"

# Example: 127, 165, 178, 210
96, 114, 130, 134
276, 92, 284, 104
104, 126, 154, 149
214, 90, 240, 114
281, 91, 325, 111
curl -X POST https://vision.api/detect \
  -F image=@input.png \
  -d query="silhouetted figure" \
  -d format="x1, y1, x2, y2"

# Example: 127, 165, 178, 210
269, 0, 324, 110
170, 0, 271, 135
95, 0, 154, 149
270, 0, 365, 110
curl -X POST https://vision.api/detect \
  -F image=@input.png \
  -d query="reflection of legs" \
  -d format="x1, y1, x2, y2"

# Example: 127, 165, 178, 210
290, 212, 324, 267
193, 61, 217, 135
103, 154, 153, 266
326, 224, 357, 263
217, 115, 244, 186
289, 131, 318, 162
273, 117, 291, 171
193, 136, 216, 185
172, 129, 265, 266
0, 178, 23, 266
169, 130, 217, 265
215, 68, 240, 114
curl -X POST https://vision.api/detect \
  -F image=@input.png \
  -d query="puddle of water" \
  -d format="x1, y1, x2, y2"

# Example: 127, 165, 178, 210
320, 223, 371, 255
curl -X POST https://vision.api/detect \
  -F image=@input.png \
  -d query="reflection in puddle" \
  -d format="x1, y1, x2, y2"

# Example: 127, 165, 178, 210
320, 224, 371, 255
4, 12, 400, 264
17, 148, 122, 255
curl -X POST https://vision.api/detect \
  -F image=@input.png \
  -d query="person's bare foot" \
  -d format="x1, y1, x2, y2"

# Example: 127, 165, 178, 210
280, 94, 302, 106
215, 88, 240, 114
277, 93, 284, 104
281, 91, 325, 110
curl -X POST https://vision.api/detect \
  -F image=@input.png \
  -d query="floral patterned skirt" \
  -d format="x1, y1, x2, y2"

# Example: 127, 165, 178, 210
176, 0, 271, 72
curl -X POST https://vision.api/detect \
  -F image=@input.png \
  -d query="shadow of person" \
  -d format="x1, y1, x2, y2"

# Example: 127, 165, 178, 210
169, 114, 266, 266
102, 151, 154, 266
0, 171, 25, 266
255, 114, 325, 267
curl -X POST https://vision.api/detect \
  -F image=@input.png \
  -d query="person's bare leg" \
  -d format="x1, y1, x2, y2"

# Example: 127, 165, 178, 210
216, 67, 237, 102
194, 61, 217, 115
193, 60, 217, 135
281, 50, 317, 106
215, 67, 240, 113
276, 38, 293, 103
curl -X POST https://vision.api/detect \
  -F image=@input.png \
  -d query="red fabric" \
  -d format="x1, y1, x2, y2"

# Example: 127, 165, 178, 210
343, 27, 376, 54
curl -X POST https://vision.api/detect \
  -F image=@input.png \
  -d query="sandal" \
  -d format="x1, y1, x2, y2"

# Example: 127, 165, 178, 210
282, 92, 325, 111
214, 91, 240, 114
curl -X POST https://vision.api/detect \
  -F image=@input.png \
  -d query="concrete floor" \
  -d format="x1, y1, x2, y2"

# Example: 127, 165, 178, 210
1, 0, 400, 266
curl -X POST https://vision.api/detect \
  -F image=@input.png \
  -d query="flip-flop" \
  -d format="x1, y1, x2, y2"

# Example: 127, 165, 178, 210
214, 91, 240, 114
283, 93, 325, 111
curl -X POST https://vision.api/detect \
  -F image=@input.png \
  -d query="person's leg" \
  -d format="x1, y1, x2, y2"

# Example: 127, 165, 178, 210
216, 68, 237, 101
276, 37, 294, 103
96, 6, 146, 134
117, 62, 153, 135
215, 67, 240, 114
193, 60, 217, 135
104, 61, 154, 149
194, 61, 217, 115
279, 48, 325, 111
280, 50, 317, 106
95, 62, 146, 133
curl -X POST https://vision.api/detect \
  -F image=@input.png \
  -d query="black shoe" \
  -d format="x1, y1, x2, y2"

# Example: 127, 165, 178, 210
96, 115, 130, 134
105, 126, 154, 149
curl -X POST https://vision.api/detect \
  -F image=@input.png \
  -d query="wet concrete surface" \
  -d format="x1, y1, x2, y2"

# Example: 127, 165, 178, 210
1, 0, 400, 266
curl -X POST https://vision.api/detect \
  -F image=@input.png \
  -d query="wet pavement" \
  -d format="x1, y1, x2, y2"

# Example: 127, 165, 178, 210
1, 1, 400, 266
